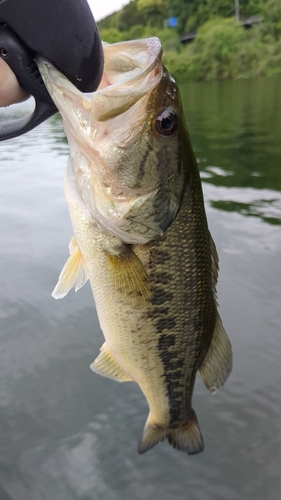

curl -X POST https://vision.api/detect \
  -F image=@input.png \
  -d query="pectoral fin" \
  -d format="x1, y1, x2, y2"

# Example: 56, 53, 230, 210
106, 245, 152, 301
199, 313, 232, 393
90, 343, 133, 382
52, 236, 88, 299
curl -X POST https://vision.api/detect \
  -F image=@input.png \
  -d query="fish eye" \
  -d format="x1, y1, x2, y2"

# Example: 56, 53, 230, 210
155, 108, 178, 136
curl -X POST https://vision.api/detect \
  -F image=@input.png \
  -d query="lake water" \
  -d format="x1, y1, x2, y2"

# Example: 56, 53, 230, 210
0, 76, 281, 500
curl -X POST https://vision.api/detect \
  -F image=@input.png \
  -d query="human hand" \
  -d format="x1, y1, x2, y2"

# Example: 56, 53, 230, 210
0, 58, 29, 107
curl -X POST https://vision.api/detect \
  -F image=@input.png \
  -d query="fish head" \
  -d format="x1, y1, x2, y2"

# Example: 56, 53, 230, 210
37, 38, 189, 244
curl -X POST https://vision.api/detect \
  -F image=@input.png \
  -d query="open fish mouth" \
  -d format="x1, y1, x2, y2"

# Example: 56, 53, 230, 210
37, 37, 163, 124
93, 38, 163, 121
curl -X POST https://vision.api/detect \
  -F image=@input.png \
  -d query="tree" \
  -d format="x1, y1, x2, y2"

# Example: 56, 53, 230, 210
117, 0, 145, 32
259, 0, 281, 40
137, 0, 166, 27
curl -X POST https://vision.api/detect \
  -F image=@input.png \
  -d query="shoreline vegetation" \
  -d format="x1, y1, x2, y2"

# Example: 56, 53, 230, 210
97, 0, 281, 82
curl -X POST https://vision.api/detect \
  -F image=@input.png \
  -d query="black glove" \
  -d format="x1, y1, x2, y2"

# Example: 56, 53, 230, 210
0, 0, 103, 92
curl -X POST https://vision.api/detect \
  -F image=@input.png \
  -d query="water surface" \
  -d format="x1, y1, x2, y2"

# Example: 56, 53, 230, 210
0, 77, 281, 500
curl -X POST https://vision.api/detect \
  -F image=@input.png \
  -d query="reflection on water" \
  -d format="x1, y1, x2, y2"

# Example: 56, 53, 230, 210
211, 198, 281, 226
0, 76, 281, 500
181, 76, 281, 225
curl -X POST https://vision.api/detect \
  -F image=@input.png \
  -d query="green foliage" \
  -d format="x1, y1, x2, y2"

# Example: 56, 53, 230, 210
258, 0, 281, 41
161, 0, 262, 34
116, 1, 145, 31
98, 28, 125, 44
166, 18, 245, 82
195, 17, 243, 64
186, 1, 235, 32
137, 0, 165, 27
142, 26, 182, 51
98, 0, 281, 83
158, 29, 182, 52
100, 25, 181, 54
163, 15, 281, 83
97, 11, 119, 31
98, 0, 264, 35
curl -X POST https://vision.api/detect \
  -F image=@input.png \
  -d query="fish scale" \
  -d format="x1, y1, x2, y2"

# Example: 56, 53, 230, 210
38, 37, 232, 455
135, 181, 216, 426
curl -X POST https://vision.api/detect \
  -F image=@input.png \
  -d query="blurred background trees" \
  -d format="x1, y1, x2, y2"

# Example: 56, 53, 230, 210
97, 0, 281, 82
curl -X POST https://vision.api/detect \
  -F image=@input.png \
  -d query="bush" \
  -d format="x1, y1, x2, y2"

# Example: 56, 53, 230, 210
100, 13, 281, 83
126, 25, 146, 40
163, 51, 195, 82
259, 0, 281, 41
99, 28, 127, 44
191, 17, 244, 79
157, 29, 182, 53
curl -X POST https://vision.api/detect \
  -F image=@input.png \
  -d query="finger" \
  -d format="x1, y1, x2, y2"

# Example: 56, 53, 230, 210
0, 58, 30, 106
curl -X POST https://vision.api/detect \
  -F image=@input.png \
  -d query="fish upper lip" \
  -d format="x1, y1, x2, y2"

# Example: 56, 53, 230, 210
40, 37, 163, 95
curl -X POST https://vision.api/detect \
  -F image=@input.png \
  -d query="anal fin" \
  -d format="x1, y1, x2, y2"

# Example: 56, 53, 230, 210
90, 343, 133, 382
199, 312, 232, 393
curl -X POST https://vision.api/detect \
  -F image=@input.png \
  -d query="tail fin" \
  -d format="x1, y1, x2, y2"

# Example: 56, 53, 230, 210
138, 410, 204, 455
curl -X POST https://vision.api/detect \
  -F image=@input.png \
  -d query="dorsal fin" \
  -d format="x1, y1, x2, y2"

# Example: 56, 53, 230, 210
199, 312, 232, 393
198, 233, 232, 391
52, 236, 88, 299
210, 232, 219, 291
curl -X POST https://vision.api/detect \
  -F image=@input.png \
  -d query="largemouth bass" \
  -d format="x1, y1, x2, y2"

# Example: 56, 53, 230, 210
37, 37, 232, 455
